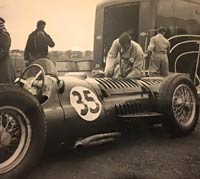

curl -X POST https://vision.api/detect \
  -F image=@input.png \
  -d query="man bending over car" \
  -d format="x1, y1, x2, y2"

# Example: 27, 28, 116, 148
104, 32, 144, 78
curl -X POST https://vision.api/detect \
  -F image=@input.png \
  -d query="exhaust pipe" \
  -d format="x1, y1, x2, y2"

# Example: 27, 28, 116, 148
74, 132, 121, 150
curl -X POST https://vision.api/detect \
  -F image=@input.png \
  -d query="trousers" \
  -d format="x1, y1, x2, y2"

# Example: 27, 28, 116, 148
149, 52, 169, 77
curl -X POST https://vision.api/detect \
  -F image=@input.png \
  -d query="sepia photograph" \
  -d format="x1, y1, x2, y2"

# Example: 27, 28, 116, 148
0, 0, 200, 179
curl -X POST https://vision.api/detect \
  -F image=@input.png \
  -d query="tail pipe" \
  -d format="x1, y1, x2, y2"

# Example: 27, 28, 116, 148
74, 132, 121, 150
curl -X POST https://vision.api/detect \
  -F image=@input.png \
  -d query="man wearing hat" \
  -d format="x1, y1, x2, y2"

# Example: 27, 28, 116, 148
0, 17, 14, 83
147, 26, 170, 77
24, 20, 55, 65
104, 32, 144, 78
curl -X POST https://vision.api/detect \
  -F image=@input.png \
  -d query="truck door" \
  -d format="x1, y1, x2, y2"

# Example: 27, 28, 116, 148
102, 3, 140, 66
138, 0, 157, 52
93, 0, 158, 69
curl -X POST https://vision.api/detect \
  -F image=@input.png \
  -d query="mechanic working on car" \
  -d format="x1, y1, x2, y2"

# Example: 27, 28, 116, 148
24, 20, 55, 66
104, 32, 144, 78
0, 17, 14, 83
147, 26, 170, 77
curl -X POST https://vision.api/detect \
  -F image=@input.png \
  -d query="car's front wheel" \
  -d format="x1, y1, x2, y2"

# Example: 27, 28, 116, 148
0, 84, 46, 179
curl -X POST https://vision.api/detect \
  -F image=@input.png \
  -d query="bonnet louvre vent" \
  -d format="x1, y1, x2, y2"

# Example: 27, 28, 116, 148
115, 99, 151, 116
95, 78, 140, 89
141, 79, 163, 86
95, 78, 142, 95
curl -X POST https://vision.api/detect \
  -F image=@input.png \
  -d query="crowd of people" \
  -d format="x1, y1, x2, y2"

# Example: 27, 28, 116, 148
0, 16, 170, 84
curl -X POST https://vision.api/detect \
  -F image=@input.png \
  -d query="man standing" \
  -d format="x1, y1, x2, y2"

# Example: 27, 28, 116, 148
24, 20, 55, 65
147, 26, 170, 77
0, 17, 14, 83
104, 32, 144, 78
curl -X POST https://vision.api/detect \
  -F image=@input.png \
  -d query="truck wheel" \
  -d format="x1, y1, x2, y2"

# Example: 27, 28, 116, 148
0, 84, 47, 179
157, 73, 199, 137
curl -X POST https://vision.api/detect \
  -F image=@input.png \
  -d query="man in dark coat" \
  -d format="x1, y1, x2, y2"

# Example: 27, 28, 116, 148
24, 20, 55, 65
0, 17, 14, 83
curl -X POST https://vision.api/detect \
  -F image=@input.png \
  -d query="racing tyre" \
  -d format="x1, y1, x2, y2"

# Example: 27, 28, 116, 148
0, 84, 47, 179
157, 73, 199, 137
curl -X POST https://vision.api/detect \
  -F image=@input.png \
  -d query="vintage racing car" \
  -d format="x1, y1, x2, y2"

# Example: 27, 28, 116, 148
0, 58, 199, 179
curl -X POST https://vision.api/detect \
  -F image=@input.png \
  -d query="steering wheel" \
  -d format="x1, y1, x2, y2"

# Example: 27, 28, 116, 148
16, 64, 46, 97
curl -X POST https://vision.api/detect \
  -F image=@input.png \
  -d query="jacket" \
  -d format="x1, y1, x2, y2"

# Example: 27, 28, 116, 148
24, 30, 55, 64
0, 31, 14, 83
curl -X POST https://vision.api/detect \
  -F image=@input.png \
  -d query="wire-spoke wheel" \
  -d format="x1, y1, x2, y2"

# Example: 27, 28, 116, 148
172, 84, 196, 127
0, 84, 46, 179
0, 106, 31, 174
158, 73, 199, 137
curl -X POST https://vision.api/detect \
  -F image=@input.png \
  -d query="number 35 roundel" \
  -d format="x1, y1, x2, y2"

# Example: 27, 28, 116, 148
70, 86, 102, 121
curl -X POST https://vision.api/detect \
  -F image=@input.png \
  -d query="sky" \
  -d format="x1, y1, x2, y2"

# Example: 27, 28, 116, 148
0, 0, 101, 51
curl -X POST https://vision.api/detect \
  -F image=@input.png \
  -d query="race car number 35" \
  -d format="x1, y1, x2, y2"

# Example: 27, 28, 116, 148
70, 86, 102, 121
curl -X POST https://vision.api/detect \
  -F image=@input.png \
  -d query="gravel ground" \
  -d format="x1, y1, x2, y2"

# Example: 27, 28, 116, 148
28, 122, 200, 179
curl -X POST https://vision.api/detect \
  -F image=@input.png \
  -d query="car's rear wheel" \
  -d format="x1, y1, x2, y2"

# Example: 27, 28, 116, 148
0, 84, 46, 179
158, 73, 199, 137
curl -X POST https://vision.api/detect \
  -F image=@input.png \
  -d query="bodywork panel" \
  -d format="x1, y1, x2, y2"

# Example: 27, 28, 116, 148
43, 73, 164, 142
